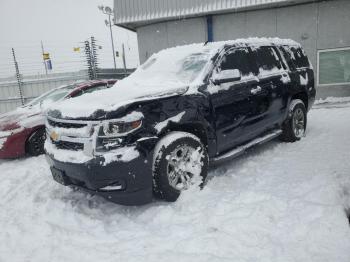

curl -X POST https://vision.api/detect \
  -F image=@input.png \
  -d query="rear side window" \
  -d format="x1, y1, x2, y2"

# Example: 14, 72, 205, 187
278, 46, 295, 70
72, 84, 108, 98
219, 48, 252, 76
284, 46, 310, 69
253, 46, 283, 74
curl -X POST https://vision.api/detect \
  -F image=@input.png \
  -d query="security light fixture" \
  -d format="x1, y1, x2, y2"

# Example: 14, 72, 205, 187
98, 4, 117, 69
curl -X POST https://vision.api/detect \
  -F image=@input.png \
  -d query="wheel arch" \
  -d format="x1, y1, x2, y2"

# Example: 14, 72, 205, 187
291, 92, 308, 111
159, 122, 208, 147
24, 125, 46, 154
155, 120, 221, 158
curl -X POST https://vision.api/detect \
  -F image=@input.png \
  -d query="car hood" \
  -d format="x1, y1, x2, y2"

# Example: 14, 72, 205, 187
49, 77, 190, 119
0, 105, 43, 131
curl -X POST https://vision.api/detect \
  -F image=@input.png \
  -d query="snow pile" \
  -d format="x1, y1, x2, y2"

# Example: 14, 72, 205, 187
2, 90, 350, 262
315, 96, 350, 105
2, 103, 350, 261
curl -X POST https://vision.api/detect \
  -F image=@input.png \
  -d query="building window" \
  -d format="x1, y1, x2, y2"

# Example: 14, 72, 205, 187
318, 47, 350, 86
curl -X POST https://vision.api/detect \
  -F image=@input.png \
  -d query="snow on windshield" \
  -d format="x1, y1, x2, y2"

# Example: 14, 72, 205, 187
130, 45, 212, 84
137, 50, 212, 83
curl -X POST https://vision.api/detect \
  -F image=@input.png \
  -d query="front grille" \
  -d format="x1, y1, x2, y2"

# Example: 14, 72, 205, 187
52, 140, 84, 151
48, 119, 87, 129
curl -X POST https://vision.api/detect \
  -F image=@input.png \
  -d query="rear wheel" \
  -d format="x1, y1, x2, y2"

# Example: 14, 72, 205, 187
281, 99, 307, 142
153, 132, 208, 202
26, 128, 46, 156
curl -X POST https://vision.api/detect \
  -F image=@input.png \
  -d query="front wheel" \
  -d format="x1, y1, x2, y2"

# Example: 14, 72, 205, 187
280, 99, 307, 142
153, 131, 208, 202
26, 128, 46, 156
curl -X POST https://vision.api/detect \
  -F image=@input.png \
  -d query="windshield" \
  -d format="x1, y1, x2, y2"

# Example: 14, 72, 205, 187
134, 50, 212, 84
176, 53, 211, 82
25, 84, 76, 107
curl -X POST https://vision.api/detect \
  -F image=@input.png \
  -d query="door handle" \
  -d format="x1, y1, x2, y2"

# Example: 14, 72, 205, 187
250, 86, 262, 95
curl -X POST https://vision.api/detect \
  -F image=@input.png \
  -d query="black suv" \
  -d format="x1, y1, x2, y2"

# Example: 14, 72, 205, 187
45, 38, 315, 205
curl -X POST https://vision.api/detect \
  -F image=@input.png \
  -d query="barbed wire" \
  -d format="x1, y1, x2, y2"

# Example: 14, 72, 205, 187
0, 38, 139, 78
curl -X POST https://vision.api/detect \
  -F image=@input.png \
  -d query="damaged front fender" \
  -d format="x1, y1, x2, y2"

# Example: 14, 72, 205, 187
134, 92, 216, 158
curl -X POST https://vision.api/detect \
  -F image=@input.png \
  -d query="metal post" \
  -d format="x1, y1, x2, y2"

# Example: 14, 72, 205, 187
41, 40, 48, 75
84, 41, 94, 80
11, 48, 25, 105
206, 15, 213, 42
90, 36, 99, 79
109, 14, 117, 69
122, 43, 127, 74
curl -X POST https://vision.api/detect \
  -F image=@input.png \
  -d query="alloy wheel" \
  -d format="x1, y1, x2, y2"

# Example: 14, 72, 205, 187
292, 108, 305, 138
166, 145, 203, 191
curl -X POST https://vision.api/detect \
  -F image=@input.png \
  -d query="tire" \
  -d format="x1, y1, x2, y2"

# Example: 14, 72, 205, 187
153, 131, 208, 202
280, 99, 307, 142
26, 128, 46, 156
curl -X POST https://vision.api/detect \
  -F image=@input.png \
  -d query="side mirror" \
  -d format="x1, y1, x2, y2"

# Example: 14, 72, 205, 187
212, 69, 241, 85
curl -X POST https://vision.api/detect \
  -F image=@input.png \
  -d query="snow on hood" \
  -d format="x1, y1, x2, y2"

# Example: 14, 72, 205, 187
0, 105, 43, 131
49, 83, 190, 119
49, 37, 300, 119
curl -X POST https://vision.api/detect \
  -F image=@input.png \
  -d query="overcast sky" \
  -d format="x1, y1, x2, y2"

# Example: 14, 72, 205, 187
0, 0, 139, 78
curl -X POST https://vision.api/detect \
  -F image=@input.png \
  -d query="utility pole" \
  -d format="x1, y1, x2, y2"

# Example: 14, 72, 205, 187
98, 5, 117, 69
108, 14, 117, 70
41, 40, 48, 75
11, 48, 25, 105
122, 43, 127, 74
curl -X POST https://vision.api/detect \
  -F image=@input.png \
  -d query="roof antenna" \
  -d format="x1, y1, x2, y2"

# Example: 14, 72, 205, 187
204, 41, 209, 46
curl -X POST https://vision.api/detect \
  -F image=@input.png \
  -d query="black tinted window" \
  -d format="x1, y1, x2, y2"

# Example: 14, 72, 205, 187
288, 46, 310, 68
278, 46, 295, 70
254, 46, 282, 72
219, 48, 252, 76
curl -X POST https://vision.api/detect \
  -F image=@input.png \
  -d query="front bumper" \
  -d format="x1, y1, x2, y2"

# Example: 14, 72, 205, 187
45, 139, 157, 206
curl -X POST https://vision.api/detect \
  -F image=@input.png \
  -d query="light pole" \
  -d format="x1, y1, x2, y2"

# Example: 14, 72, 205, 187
98, 5, 117, 69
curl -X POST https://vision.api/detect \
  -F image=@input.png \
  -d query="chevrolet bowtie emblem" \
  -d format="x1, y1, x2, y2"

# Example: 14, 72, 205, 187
50, 131, 59, 142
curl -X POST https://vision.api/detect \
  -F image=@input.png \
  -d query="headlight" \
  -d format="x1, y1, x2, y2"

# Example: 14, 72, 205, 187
95, 111, 143, 152
100, 119, 142, 137
96, 119, 142, 152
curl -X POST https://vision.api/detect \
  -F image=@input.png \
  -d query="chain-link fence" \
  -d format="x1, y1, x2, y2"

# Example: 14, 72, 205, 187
0, 37, 136, 114
0, 71, 89, 114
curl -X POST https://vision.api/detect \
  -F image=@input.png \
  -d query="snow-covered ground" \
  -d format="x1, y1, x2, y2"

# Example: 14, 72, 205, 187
1, 101, 350, 262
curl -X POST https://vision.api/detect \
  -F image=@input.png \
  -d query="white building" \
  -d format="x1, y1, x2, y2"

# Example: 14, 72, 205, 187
114, 0, 350, 98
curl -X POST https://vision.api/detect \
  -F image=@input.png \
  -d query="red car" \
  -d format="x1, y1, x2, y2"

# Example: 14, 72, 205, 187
0, 79, 117, 158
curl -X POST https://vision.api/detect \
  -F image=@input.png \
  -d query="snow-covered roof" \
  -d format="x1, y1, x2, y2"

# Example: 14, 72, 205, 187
114, 0, 318, 30
203, 37, 301, 48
